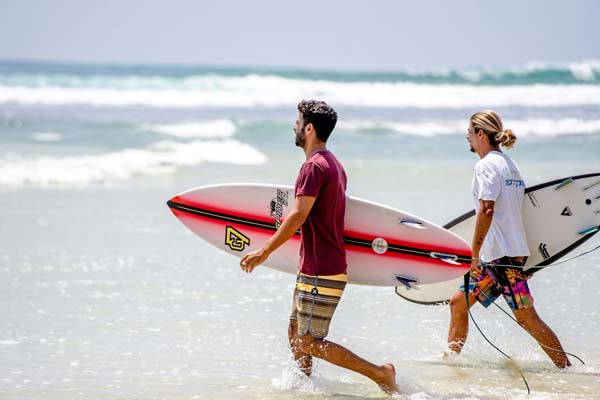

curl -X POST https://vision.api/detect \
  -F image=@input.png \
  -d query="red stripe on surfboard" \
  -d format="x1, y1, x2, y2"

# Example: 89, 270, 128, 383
170, 198, 471, 259
171, 209, 470, 269
170, 196, 274, 226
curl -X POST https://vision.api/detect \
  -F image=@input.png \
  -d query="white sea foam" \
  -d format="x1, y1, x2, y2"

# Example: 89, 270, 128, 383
339, 118, 600, 137
31, 132, 64, 142
524, 60, 600, 82
568, 60, 600, 81
144, 119, 236, 139
450, 60, 600, 83
339, 120, 463, 136
2, 76, 600, 109
0, 139, 266, 186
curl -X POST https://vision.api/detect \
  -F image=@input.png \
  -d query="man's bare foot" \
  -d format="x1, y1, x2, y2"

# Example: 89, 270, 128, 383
297, 355, 312, 377
376, 363, 400, 395
442, 347, 459, 360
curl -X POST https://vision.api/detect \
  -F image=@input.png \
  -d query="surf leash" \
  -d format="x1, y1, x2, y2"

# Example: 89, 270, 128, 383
464, 272, 531, 394
466, 247, 592, 366
488, 299, 585, 365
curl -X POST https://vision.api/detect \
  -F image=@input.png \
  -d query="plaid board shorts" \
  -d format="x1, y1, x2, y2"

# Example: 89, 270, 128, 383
462, 256, 534, 311
289, 272, 347, 339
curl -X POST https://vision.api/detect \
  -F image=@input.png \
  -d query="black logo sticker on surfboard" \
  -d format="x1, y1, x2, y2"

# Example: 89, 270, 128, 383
538, 243, 550, 260
527, 193, 540, 208
561, 206, 573, 216
269, 189, 289, 229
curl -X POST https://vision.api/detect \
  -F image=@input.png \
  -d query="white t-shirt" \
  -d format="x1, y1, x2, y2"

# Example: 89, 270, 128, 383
472, 151, 530, 262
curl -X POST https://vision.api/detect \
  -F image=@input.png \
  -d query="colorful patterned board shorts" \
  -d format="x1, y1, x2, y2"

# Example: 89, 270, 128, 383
461, 256, 534, 311
289, 273, 347, 339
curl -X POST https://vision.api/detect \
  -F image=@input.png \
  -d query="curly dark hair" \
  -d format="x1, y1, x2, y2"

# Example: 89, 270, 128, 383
297, 100, 338, 142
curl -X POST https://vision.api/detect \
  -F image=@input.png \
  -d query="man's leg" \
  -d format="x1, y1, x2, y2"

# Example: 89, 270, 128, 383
296, 332, 399, 395
288, 319, 312, 375
500, 271, 571, 369
292, 274, 398, 394
447, 269, 502, 354
513, 307, 571, 369
446, 290, 478, 353
288, 286, 313, 375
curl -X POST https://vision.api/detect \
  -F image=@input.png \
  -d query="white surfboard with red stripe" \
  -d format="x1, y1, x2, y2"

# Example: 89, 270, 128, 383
167, 183, 471, 286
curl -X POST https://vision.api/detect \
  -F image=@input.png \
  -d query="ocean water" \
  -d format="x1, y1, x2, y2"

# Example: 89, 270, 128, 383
1, 61, 599, 400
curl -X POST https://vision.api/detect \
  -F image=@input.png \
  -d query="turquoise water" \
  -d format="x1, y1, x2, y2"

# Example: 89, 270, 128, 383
1, 60, 600, 84
1, 61, 599, 399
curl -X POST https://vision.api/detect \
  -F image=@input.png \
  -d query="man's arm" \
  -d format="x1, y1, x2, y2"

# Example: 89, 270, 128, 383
240, 195, 316, 273
470, 199, 495, 277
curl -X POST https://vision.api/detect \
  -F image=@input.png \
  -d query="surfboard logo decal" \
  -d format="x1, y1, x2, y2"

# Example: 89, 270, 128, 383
269, 189, 289, 229
538, 243, 550, 259
372, 237, 388, 254
561, 206, 573, 216
225, 226, 250, 251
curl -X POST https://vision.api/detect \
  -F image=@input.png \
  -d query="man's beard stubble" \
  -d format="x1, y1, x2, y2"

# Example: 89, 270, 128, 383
295, 129, 305, 147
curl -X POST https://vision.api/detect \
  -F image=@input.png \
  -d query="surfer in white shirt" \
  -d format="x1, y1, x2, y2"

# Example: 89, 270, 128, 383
444, 110, 571, 368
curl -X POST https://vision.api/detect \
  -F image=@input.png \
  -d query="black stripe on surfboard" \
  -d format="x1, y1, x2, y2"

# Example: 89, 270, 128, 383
344, 237, 471, 263
168, 200, 278, 232
525, 172, 600, 193
167, 200, 471, 265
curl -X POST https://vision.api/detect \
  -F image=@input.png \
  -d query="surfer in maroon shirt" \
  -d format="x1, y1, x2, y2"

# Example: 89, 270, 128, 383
241, 100, 399, 395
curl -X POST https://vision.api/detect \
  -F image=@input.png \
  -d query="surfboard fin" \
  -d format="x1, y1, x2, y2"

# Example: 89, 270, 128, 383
430, 252, 461, 265
399, 219, 426, 229
393, 274, 418, 288
578, 226, 600, 235
555, 177, 574, 190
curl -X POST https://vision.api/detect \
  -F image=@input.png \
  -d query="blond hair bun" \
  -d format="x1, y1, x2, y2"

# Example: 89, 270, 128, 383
498, 128, 517, 149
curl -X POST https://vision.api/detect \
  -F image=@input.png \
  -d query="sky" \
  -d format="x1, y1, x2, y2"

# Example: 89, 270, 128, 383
1, 0, 599, 71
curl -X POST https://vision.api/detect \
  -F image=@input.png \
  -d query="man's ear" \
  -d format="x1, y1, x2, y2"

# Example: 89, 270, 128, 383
305, 123, 314, 135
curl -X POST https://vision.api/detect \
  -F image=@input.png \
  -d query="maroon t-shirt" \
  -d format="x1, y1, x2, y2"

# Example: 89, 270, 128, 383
294, 149, 347, 276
